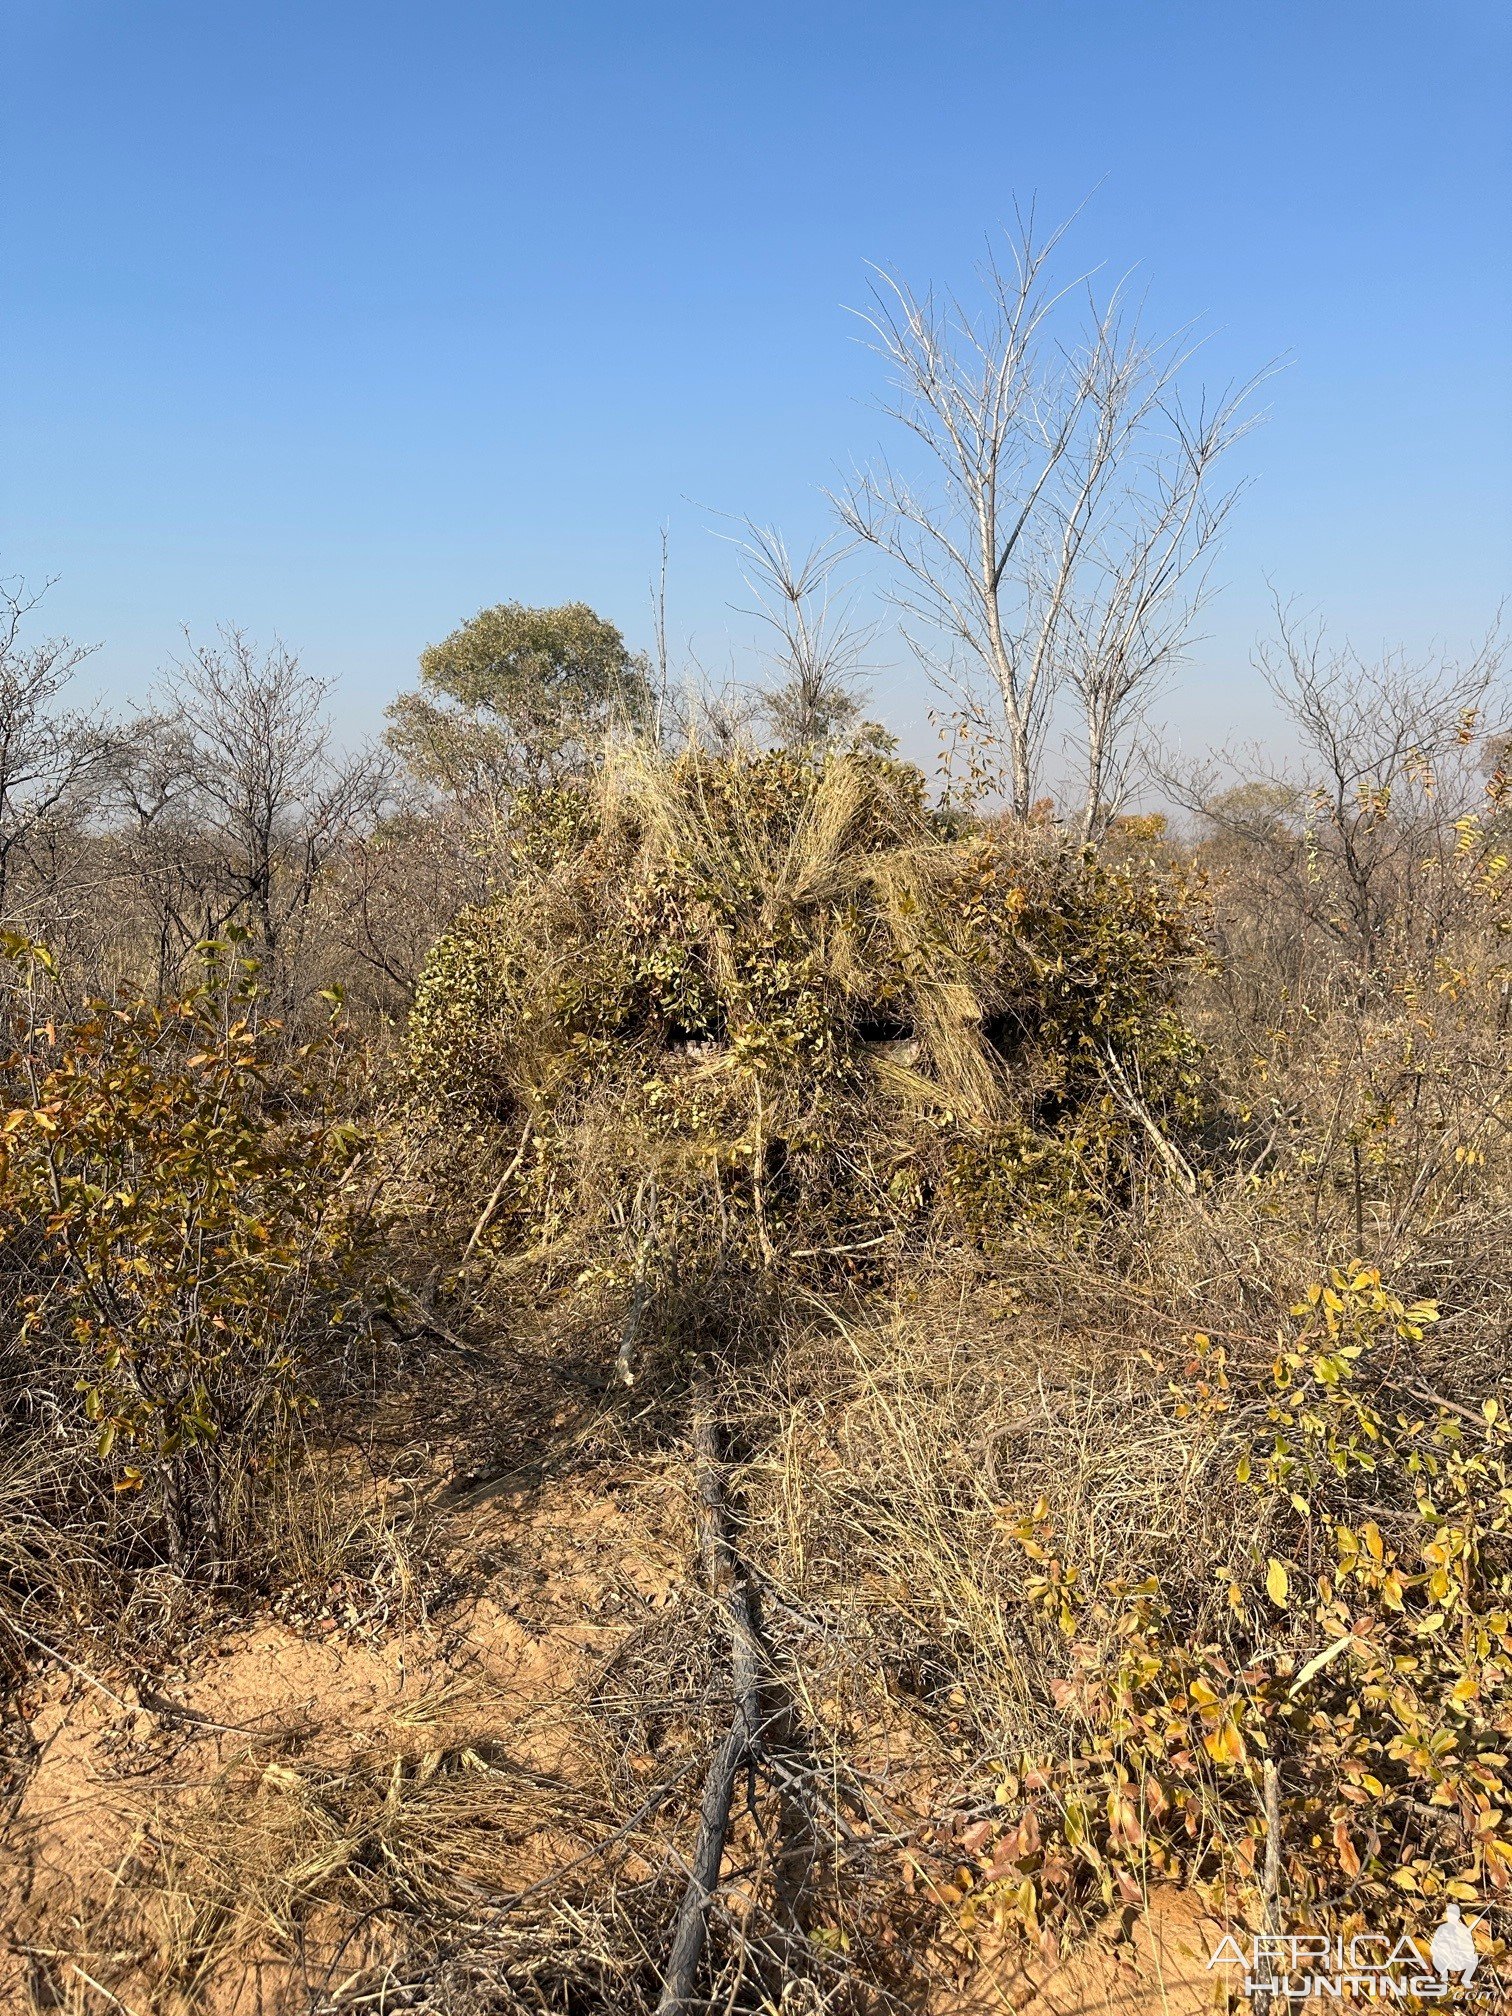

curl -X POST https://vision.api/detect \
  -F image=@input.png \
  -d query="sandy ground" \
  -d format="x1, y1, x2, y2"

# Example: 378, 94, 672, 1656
1, 1472, 1236, 2016
0, 1473, 687, 2014
937, 1888, 1231, 2014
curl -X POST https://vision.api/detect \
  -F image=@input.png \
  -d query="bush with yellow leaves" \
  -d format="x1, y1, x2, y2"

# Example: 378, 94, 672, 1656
957, 1267, 1510, 1969
0, 935, 373, 1574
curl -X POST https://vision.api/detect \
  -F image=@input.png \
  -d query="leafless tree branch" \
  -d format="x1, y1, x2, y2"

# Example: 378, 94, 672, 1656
834, 211, 1264, 829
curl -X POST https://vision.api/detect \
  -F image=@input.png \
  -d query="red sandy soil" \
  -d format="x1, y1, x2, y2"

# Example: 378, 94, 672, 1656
1, 1475, 1236, 2016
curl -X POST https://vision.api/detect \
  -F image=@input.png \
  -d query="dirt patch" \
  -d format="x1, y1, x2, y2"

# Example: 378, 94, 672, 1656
0, 1472, 687, 2015
1, 1445, 1233, 2016
939, 1888, 1232, 2015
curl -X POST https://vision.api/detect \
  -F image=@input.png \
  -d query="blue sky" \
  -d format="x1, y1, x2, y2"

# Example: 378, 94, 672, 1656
2, 0, 1508, 765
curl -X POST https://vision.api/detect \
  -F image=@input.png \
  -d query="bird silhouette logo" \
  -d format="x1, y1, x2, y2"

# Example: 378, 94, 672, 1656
1430, 1903, 1480, 1987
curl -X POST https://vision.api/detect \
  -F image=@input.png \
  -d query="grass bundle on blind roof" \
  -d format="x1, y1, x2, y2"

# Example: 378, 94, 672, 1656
406, 744, 1205, 1298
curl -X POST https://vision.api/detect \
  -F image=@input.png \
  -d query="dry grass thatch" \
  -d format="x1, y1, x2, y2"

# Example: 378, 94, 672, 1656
405, 745, 1205, 1330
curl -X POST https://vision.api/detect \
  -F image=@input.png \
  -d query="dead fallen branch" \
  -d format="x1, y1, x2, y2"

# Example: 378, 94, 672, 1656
656, 1366, 765, 2015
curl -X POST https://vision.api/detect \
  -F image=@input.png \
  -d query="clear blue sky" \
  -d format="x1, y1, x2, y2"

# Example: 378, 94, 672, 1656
3, 0, 1508, 762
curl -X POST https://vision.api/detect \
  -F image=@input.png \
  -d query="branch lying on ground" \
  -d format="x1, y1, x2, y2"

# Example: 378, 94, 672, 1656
656, 1366, 766, 2014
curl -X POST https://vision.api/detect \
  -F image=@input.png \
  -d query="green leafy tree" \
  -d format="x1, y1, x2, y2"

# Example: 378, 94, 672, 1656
386, 601, 653, 806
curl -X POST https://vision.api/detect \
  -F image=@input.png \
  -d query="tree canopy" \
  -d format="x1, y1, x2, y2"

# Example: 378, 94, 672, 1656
386, 599, 653, 803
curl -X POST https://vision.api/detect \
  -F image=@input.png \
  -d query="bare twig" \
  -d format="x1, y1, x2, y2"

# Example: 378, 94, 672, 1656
461, 1118, 533, 1263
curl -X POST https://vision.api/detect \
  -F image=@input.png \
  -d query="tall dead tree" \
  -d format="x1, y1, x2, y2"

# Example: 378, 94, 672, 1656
837, 210, 1257, 833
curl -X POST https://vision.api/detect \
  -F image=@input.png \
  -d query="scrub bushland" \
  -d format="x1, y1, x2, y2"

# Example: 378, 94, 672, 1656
2, 732, 1509, 2011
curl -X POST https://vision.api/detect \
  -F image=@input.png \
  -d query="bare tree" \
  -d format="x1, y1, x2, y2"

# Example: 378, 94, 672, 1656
314, 772, 494, 1024
1171, 607, 1508, 975
732, 525, 876, 752
136, 628, 390, 997
0, 575, 112, 918
836, 210, 1257, 831
107, 709, 218, 995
